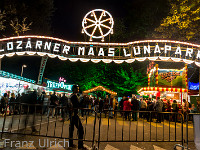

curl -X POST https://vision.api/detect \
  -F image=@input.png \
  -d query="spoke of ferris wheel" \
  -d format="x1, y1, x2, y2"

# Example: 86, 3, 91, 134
91, 25, 98, 37
98, 11, 105, 22
84, 24, 96, 29
92, 11, 98, 21
100, 24, 112, 30
98, 26, 104, 36
85, 18, 96, 23
100, 18, 111, 24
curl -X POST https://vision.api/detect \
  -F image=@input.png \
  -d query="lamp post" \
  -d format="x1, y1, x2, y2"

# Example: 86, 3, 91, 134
18, 65, 27, 94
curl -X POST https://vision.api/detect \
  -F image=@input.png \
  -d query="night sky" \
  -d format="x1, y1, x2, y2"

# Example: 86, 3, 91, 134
1, 0, 199, 83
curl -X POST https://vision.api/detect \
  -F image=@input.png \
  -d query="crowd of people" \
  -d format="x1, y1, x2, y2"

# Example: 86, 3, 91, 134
0, 91, 198, 123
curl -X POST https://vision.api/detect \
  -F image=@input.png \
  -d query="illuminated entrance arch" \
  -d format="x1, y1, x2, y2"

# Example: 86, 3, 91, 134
0, 36, 200, 64
1, 35, 200, 83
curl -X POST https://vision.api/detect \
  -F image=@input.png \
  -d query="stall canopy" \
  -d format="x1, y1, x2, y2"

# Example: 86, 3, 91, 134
83, 86, 117, 96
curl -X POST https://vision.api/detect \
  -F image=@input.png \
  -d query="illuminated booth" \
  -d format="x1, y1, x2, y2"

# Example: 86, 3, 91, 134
0, 70, 45, 96
138, 63, 188, 103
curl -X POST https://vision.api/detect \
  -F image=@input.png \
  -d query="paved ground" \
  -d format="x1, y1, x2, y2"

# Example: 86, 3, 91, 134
0, 112, 197, 150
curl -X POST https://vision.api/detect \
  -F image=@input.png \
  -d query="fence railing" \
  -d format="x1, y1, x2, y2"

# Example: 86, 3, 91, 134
0, 103, 199, 149
97, 110, 185, 149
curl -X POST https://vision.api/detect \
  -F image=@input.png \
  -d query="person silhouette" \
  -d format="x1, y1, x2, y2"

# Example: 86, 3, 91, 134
69, 85, 87, 150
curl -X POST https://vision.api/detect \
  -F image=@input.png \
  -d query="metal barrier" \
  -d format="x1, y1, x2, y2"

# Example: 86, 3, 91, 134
96, 110, 185, 149
174, 113, 200, 150
1, 103, 199, 150
0, 102, 97, 149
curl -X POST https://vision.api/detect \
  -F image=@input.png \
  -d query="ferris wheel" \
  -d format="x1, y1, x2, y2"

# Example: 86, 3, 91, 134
82, 9, 114, 42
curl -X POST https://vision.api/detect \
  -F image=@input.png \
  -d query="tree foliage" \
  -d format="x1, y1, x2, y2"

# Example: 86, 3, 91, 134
153, 0, 200, 42
44, 60, 148, 97
0, 0, 54, 37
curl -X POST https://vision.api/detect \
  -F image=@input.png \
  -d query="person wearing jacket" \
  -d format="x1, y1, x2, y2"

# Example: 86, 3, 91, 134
123, 97, 132, 120
1, 93, 8, 115
69, 85, 86, 150
155, 97, 163, 123
131, 96, 139, 121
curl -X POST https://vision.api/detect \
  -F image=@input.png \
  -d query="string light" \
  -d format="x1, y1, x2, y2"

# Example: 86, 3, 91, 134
26, 51, 36, 55
5, 53, 15, 57
16, 52, 25, 55
68, 58, 79, 62
37, 52, 48, 56
80, 58, 90, 62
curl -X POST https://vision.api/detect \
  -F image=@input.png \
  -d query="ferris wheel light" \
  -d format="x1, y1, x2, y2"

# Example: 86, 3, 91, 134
82, 9, 114, 42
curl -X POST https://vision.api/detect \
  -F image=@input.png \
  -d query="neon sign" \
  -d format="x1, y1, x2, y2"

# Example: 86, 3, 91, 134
59, 77, 66, 83
46, 80, 72, 91
0, 36, 200, 66
189, 82, 199, 90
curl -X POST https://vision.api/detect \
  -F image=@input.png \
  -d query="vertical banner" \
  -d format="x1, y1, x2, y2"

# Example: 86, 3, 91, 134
37, 56, 48, 85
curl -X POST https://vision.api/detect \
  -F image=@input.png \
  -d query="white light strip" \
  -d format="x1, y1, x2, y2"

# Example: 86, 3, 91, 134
102, 59, 112, 63
16, 52, 25, 56
183, 59, 194, 64
47, 54, 57, 58
147, 57, 158, 61
125, 59, 135, 63
58, 56, 67, 61
37, 52, 48, 56
91, 59, 101, 63
171, 57, 182, 62
159, 57, 170, 61
68, 58, 79, 62
135, 57, 146, 61
113, 60, 124, 64
5, 53, 15, 57
195, 62, 200, 67
26, 51, 36, 55
0, 54, 4, 59
80, 58, 90, 62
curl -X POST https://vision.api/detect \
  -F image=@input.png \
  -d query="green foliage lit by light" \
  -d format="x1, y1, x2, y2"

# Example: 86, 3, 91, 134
153, 0, 200, 41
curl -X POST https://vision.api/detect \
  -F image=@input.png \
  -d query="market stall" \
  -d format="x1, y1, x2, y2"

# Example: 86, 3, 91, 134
138, 64, 188, 103
0, 70, 45, 97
